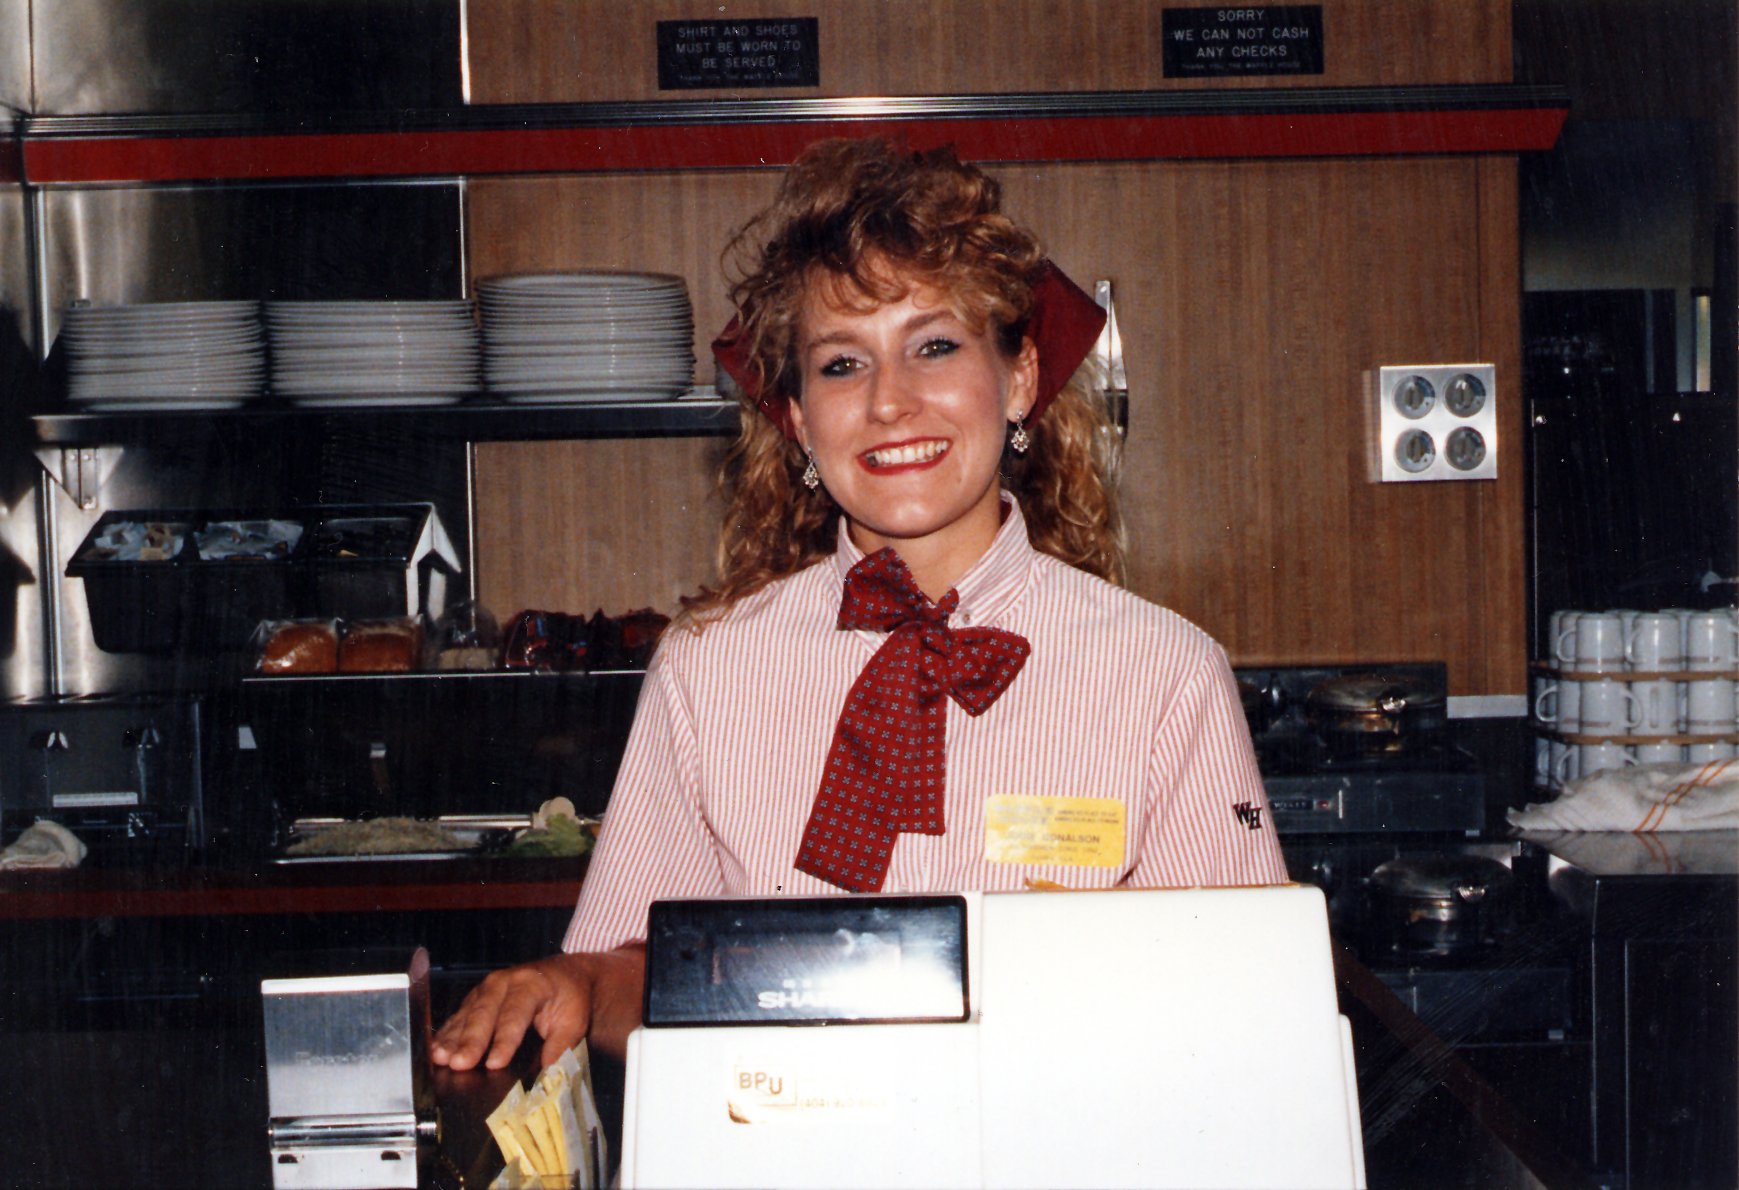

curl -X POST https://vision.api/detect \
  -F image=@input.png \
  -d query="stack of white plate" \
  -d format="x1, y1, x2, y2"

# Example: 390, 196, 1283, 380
477, 272, 694, 404
61, 301, 266, 411
265, 300, 481, 407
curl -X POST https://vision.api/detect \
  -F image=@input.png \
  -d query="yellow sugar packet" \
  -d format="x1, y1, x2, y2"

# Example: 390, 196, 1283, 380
518, 1082, 563, 1177
486, 1082, 529, 1168
543, 1066, 591, 1188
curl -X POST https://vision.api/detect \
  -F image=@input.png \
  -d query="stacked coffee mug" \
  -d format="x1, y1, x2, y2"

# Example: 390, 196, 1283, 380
1533, 606, 1739, 788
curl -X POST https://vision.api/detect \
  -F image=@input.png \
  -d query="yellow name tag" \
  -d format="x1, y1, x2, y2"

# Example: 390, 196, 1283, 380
983, 795, 1126, 868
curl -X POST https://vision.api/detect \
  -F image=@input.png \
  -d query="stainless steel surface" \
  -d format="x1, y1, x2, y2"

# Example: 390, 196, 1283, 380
0, 0, 28, 111
37, 181, 463, 353
0, 0, 25, 113
261, 945, 433, 1122
30, 0, 460, 115
1, 173, 46, 699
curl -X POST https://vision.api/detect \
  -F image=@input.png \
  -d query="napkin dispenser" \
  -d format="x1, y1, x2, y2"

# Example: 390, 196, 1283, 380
622, 886, 1366, 1190
262, 947, 439, 1190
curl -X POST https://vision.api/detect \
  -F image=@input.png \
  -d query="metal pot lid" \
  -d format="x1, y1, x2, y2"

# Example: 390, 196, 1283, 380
1369, 855, 1514, 901
1307, 673, 1445, 716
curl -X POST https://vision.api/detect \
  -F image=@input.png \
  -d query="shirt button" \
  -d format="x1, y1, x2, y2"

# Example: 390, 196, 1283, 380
958, 610, 972, 625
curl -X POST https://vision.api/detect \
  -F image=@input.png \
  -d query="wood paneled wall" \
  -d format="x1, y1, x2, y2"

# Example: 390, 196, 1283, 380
465, 0, 1511, 102
465, 0, 1527, 695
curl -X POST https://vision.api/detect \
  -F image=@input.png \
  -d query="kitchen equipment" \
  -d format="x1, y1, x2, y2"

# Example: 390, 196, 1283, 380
621, 886, 1365, 1189
262, 947, 438, 1190
240, 670, 643, 839
1237, 676, 1276, 735
0, 693, 206, 857
1304, 671, 1448, 757
1238, 663, 1484, 835
1366, 854, 1517, 958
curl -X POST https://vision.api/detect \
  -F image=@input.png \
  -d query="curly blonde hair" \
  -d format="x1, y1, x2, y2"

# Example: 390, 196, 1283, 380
683, 138, 1124, 619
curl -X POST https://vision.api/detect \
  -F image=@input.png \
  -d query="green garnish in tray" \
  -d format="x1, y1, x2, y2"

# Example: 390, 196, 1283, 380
500, 813, 596, 859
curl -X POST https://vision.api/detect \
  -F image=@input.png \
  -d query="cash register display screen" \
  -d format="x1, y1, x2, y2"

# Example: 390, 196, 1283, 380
644, 896, 968, 1026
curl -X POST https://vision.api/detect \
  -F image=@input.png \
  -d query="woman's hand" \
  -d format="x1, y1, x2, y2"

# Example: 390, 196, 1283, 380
430, 945, 646, 1070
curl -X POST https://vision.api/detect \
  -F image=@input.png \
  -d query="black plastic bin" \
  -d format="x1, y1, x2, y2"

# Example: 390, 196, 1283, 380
67, 504, 454, 653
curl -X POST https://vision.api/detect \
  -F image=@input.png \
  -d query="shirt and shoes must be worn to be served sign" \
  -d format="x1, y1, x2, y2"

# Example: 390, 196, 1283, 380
565, 498, 1286, 954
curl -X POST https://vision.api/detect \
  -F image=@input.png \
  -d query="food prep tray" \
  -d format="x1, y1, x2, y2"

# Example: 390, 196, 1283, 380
66, 503, 457, 652
274, 814, 527, 863
273, 812, 599, 863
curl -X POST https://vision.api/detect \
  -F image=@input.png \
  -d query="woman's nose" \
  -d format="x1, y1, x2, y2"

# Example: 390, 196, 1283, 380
867, 359, 922, 422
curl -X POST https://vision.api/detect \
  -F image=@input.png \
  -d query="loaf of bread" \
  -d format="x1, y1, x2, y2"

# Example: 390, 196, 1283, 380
258, 620, 339, 674
339, 618, 423, 673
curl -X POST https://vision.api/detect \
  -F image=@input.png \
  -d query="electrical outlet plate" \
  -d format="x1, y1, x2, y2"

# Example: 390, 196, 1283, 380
1367, 363, 1497, 483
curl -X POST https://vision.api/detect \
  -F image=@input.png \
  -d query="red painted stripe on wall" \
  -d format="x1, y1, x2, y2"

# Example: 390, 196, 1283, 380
23, 107, 1567, 185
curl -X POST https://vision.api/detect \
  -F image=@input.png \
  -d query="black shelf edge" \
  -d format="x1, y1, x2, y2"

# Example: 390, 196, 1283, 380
29, 398, 741, 446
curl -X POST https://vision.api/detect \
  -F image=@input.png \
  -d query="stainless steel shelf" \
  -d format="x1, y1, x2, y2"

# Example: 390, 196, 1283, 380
29, 397, 740, 446
13, 84, 1572, 186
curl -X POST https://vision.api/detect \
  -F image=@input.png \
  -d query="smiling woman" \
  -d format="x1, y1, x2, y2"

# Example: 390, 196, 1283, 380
432, 137, 1290, 1075
694, 136, 1124, 614
787, 278, 1037, 599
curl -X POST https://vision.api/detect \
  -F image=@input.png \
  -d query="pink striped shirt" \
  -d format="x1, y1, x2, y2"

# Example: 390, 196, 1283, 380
563, 499, 1286, 953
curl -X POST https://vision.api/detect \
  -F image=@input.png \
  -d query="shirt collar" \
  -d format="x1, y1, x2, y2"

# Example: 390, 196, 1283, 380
826, 493, 1036, 628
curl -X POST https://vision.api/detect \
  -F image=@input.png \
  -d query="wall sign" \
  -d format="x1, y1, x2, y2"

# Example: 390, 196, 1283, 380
1162, 7, 1324, 78
657, 19, 820, 90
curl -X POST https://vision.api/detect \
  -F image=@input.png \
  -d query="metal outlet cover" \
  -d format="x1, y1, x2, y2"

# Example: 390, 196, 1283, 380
1368, 364, 1498, 483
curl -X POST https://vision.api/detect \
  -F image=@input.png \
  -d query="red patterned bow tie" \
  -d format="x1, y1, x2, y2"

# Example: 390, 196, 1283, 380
795, 548, 1031, 892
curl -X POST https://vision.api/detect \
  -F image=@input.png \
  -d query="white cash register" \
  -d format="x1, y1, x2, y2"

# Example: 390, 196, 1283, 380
620, 885, 1365, 1189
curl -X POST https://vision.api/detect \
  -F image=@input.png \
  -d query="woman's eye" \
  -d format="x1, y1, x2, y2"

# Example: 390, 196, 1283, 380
817, 355, 860, 377
917, 337, 960, 359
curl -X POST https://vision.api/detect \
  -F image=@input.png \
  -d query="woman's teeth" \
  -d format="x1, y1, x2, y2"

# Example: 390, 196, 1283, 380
865, 441, 948, 467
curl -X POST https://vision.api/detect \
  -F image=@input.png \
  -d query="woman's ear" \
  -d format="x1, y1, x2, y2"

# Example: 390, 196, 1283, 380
1008, 336, 1040, 421
787, 397, 809, 451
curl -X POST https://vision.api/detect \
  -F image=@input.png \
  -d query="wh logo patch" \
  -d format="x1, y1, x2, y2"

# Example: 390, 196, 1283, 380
1232, 801, 1264, 831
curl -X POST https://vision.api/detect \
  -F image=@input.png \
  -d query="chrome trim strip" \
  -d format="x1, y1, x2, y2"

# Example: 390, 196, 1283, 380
18, 84, 1572, 139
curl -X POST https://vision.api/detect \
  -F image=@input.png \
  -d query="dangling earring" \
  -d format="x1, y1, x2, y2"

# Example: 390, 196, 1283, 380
1009, 411, 1030, 455
802, 450, 820, 490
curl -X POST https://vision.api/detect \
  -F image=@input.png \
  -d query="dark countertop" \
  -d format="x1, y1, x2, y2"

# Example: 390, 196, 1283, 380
0, 950, 1593, 1190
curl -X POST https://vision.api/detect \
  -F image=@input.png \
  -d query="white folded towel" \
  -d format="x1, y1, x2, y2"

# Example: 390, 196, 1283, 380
1508, 760, 1739, 832
0, 820, 88, 870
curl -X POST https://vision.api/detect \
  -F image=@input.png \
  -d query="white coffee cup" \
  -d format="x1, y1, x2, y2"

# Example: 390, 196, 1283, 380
1534, 737, 1552, 785
1685, 611, 1739, 671
1578, 677, 1642, 737
1635, 741, 1685, 765
1611, 608, 1642, 637
1578, 741, 1636, 776
1534, 680, 1582, 732
1570, 612, 1627, 673
1630, 678, 1682, 735
1551, 741, 1579, 787
1626, 612, 1686, 672
1550, 609, 1584, 667
1684, 678, 1738, 735
1663, 608, 1697, 645
1686, 741, 1737, 764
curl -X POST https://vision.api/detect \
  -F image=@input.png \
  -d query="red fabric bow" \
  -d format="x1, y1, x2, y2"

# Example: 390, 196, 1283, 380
712, 259, 1107, 440
795, 548, 1031, 892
